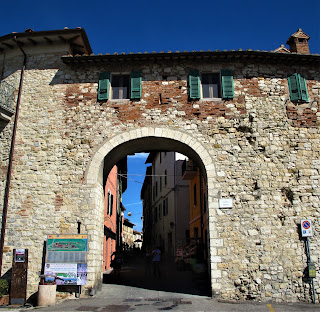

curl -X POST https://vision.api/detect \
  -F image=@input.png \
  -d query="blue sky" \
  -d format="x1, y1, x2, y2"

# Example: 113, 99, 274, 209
122, 154, 150, 232
1, 0, 319, 54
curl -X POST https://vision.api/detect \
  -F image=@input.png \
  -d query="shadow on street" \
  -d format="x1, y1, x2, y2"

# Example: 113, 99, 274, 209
103, 253, 211, 297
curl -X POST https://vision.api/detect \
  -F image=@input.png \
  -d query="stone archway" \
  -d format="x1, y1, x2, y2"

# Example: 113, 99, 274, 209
81, 127, 222, 295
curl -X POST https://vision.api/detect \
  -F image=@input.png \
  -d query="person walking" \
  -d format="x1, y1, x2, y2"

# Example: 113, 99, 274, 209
111, 250, 123, 279
152, 246, 161, 278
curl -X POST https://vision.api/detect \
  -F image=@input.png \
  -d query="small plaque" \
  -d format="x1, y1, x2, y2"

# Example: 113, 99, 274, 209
219, 198, 233, 209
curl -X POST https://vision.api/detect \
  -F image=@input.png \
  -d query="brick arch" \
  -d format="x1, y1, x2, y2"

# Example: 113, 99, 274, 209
82, 127, 222, 295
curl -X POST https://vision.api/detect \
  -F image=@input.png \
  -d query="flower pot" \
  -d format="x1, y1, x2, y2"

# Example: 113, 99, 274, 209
0, 295, 9, 305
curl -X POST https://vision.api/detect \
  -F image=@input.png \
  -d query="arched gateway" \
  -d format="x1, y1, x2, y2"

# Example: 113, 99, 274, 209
0, 28, 319, 303
83, 127, 220, 293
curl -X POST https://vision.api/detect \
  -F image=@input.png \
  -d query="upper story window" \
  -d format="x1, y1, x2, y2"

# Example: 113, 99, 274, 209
189, 69, 234, 100
112, 75, 130, 99
107, 191, 113, 216
98, 71, 142, 101
163, 198, 168, 216
287, 73, 309, 102
202, 73, 221, 98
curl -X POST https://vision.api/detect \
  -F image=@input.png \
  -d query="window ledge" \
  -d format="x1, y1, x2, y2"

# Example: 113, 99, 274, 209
109, 99, 130, 103
200, 98, 223, 102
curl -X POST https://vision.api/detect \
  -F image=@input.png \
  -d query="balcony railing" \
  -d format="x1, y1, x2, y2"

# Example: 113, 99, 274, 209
0, 80, 15, 115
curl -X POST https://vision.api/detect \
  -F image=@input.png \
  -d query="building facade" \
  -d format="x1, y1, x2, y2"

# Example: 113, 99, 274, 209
133, 230, 143, 249
103, 157, 127, 271
123, 219, 135, 250
0, 28, 319, 302
182, 159, 208, 262
103, 165, 117, 271
144, 152, 190, 260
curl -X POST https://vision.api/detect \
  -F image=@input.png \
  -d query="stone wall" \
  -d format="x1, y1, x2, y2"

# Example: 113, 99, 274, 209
0, 50, 319, 302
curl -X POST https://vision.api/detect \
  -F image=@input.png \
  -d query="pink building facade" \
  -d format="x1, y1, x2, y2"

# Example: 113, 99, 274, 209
103, 165, 118, 271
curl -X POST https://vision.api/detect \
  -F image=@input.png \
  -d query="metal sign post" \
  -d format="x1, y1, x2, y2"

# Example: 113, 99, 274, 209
11, 249, 28, 305
301, 219, 316, 304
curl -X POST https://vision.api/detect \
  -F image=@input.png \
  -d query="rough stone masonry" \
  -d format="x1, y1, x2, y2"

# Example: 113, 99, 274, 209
0, 28, 319, 303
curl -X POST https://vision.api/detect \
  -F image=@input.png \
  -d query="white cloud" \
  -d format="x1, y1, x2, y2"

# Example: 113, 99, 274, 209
124, 201, 142, 207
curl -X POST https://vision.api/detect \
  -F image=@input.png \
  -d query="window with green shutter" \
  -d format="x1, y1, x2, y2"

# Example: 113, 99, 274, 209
288, 73, 309, 102
98, 72, 110, 101
221, 69, 234, 99
190, 69, 234, 100
131, 71, 142, 99
189, 69, 200, 99
298, 75, 309, 102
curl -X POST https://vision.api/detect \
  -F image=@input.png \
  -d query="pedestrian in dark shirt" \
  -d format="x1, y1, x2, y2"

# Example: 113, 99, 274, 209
152, 247, 161, 278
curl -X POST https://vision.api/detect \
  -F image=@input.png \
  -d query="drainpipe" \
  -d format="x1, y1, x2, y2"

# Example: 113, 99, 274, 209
0, 37, 27, 276
199, 171, 204, 258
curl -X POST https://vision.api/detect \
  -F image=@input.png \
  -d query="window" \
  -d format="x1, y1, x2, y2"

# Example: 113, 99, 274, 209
110, 194, 113, 215
202, 73, 221, 98
164, 170, 167, 185
154, 206, 158, 222
193, 184, 197, 206
159, 204, 162, 219
288, 73, 309, 102
107, 191, 113, 215
160, 177, 162, 192
189, 69, 234, 99
163, 198, 168, 216
98, 71, 142, 101
186, 230, 190, 243
193, 227, 199, 238
112, 75, 130, 99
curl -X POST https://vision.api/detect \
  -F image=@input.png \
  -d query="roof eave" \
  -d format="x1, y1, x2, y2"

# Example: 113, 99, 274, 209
0, 28, 92, 55
61, 50, 320, 65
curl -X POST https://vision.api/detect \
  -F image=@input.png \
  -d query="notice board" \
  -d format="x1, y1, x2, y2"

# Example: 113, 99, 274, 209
45, 234, 88, 285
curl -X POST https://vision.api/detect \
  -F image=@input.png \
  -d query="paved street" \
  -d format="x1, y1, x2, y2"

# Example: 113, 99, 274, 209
5, 255, 320, 312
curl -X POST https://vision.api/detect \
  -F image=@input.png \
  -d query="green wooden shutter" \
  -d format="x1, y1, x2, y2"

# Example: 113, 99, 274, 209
98, 72, 110, 101
131, 71, 142, 99
298, 74, 309, 102
221, 69, 234, 99
189, 70, 200, 99
287, 73, 300, 101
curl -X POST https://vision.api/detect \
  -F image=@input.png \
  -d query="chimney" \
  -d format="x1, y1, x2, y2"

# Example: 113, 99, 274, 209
286, 28, 310, 54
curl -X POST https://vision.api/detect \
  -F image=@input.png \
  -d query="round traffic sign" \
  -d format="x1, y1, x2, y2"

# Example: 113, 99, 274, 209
302, 220, 311, 229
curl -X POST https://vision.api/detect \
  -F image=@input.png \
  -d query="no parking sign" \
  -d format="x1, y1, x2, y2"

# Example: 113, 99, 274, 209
301, 219, 313, 237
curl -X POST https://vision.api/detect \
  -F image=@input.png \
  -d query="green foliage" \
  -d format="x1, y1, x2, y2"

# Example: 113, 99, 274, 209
0, 279, 9, 297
